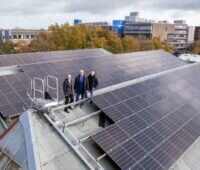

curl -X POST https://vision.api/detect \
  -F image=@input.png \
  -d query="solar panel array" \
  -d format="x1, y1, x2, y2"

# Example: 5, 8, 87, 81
0, 50, 185, 117
92, 64, 200, 169
0, 48, 110, 67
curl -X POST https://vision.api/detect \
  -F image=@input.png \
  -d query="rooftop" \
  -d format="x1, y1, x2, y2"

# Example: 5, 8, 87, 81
0, 48, 200, 170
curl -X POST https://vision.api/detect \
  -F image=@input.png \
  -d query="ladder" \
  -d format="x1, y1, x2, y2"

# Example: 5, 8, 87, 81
26, 75, 59, 108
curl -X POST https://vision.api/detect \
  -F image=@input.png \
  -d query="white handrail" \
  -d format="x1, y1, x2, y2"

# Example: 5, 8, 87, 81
33, 77, 45, 99
46, 75, 59, 102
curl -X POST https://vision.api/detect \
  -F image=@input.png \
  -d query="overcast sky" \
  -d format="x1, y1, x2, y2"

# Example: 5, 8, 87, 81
0, 0, 200, 29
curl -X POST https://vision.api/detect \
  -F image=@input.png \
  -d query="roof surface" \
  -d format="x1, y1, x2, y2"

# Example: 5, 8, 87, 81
0, 111, 88, 170
0, 49, 186, 117
91, 63, 200, 169
1, 48, 199, 170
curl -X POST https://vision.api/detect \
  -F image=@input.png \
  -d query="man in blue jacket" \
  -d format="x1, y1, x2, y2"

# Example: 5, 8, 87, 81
74, 70, 88, 106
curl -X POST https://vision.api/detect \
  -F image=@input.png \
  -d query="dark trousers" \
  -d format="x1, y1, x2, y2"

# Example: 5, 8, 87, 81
76, 92, 86, 101
65, 94, 74, 109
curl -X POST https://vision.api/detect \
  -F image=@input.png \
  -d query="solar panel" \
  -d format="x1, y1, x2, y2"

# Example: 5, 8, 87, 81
133, 132, 156, 152
135, 156, 163, 169
0, 50, 185, 118
92, 64, 200, 169
0, 49, 110, 66
108, 146, 135, 169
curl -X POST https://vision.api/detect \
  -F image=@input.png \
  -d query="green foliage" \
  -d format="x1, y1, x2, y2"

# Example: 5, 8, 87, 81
0, 41, 16, 54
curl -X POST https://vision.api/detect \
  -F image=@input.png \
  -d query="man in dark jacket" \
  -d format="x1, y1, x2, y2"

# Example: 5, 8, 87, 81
74, 70, 88, 105
63, 74, 74, 113
87, 71, 98, 103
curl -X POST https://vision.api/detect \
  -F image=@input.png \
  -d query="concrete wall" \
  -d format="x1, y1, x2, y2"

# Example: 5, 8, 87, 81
188, 26, 194, 42
152, 23, 175, 40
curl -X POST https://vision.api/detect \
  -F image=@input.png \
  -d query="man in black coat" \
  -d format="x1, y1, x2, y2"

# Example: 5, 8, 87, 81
74, 70, 88, 105
87, 71, 98, 103
63, 74, 74, 113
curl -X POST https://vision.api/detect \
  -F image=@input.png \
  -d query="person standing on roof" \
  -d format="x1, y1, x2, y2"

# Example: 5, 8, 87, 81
63, 74, 74, 113
87, 71, 99, 104
74, 69, 88, 106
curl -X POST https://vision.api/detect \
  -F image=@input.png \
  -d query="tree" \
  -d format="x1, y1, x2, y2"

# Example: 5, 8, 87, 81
140, 39, 155, 51
122, 36, 140, 52
0, 41, 16, 54
152, 37, 173, 53
29, 31, 56, 52
193, 41, 200, 54
0, 23, 174, 55
16, 40, 30, 53
139, 37, 172, 52
102, 29, 123, 53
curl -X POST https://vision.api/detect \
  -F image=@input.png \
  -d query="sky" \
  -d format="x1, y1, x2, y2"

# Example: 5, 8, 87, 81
0, 0, 200, 29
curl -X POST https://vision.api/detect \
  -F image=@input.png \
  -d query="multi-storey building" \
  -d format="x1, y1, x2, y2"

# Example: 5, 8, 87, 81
73, 20, 112, 31
124, 12, 175, 41
124, 13, 190, 53
188, 26, 194, 43
194, 26, 200, 41
112, 20, 126, 37
74, 19, 82, 25
74, 20, 109, 27
73, 13, 193, 53
167, 20, 189, 53
0, 28, 42, 44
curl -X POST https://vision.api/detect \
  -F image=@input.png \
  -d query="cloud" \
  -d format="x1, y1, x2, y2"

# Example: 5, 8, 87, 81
64, 0, 139, 13
0, 0, 66, 15
0, 0, 140, 15
151, 0, 200, 11
0, 0, 199, 15
0, 0, 199, 28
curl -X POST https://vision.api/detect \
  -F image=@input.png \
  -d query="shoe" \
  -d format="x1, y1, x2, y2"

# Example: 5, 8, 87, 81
64, 108, 69, 113
68, 106, 73, 110
80, 103, 83, 108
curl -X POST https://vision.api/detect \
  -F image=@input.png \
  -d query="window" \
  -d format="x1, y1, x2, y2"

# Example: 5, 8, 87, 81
13, 35, 17, 39
31, 35, 35, 39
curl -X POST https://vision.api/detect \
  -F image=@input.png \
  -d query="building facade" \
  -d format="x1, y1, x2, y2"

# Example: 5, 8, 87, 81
124, 12, 190, 53
188, 26, 194, 43
73, 20, 112, 31
74, 20, 109, 27
112, 20, 126, 37
0, 28, 41, 44
74, 19, 82, 25
194, 26, 200, 41
124, 13, 175, 41
167, 20, 189, 53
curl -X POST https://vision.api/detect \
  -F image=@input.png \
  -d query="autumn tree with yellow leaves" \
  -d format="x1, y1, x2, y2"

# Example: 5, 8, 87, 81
0, 23, 173, 54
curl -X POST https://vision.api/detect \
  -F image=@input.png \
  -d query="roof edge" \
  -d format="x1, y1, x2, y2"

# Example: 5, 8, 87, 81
20, 110, 41, 170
